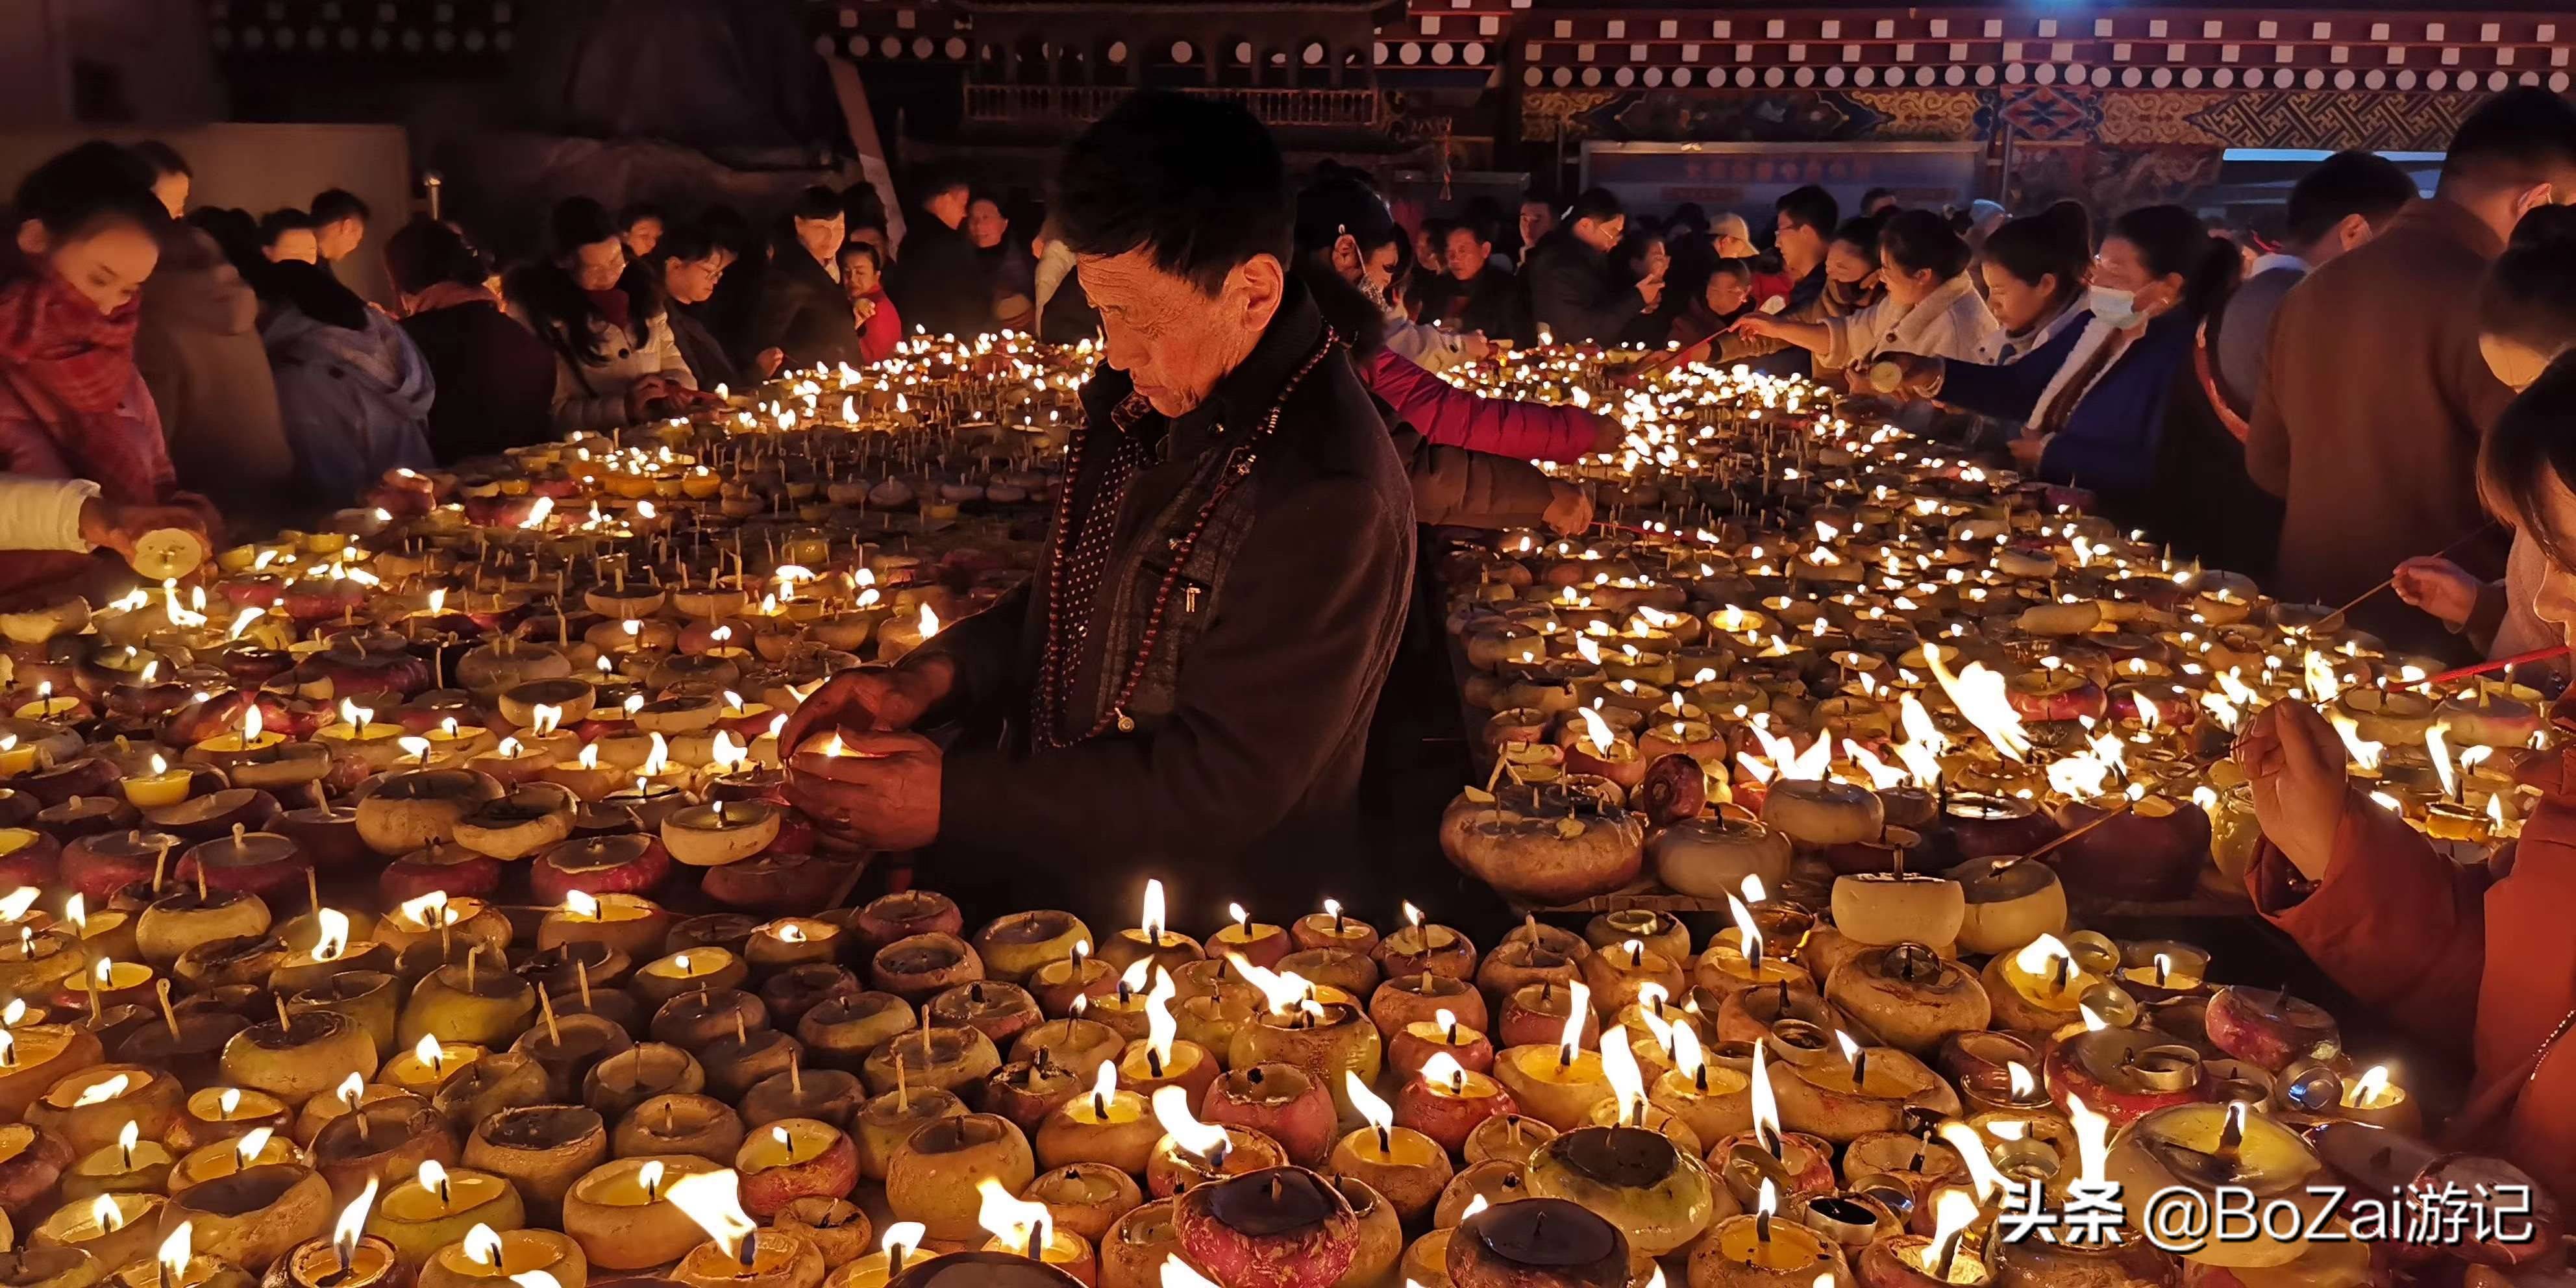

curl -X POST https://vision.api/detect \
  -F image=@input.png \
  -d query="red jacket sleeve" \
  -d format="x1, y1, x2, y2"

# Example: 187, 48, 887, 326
2246, 791, 2485, 1050
1359, 347, 1604, 464
858, 292, 902, 364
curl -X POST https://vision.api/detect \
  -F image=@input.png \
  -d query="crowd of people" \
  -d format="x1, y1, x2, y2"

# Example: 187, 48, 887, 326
3, 89, 2575, 662
0, 142, 1108, 578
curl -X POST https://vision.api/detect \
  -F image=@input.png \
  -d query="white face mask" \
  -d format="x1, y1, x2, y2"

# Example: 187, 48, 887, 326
2087, 284, 2144, 330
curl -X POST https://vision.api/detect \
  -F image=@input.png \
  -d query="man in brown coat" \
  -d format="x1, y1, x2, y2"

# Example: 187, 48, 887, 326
2246, 89, 2576, 657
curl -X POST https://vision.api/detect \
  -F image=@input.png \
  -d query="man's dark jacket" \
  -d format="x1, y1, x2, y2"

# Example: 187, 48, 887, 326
1433, 266, 1530, 347
669, 303, 746, 391
907, 280, 1415, 930
1526, 234, 1644, 344
888, 214, 990, 340
750, 240, 861, 370
401, 299, 556, 464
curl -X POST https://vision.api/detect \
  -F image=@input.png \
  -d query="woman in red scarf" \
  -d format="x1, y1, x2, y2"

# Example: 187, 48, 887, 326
0, 143, 214, 608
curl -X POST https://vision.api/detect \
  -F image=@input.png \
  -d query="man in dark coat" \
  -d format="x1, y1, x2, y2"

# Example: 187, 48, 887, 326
1526, 188, 1662, 344
749, 187, 861, 371
1433, 217, 1528, 345
887, 174, 989, 340
778, 92, 1416, 931
2247, 87, 2576, 656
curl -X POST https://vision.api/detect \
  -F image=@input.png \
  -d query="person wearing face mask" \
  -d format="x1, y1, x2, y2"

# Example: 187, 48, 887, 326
2247, 88, 2576, 656
1723, 209, 1999, 378
1322, 183, 1486, 375
506, 197, 701, 434
2235, 353, 2576, 1205
2392, 207, 2576, 659
1711, 214, 1883, 373
1526, 188, 1662, 344
0, 142, 217, 604
1877, 206, 2241, 545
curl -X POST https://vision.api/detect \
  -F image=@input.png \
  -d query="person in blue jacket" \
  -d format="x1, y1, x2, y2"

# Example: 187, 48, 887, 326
1880, 205, 2241, 540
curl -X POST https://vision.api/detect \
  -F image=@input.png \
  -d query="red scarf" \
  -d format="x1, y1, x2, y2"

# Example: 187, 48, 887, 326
0, 269, 160, 502
586, 288, 633, 335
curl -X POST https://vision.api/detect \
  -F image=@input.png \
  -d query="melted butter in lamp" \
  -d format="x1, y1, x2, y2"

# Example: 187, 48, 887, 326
383, 1035, 487, 1093
740, 1119, 843, 1172
121, 755, 192, 809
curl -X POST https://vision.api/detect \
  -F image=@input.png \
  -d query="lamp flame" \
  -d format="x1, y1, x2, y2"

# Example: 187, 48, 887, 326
1159, 1258, 1222, 1288
333, 1176, 378, 1264
1748, 1041, 1781, 1148
73, 1073, 130, 1107
1143, 968, 1178, 1070
91, 1194, 123, 1233
1929, 1189, 1979, 1260
1599, 1022, 1647, 1123
1924, 645, 2030, 761
313, 909, 351, 961
1150, 1085, 1231, 1162
1344, 1071, 1396, 1137
2066, 1093, 2112, 1189
1936, 1121, 2011, 1202
1557, 981, 1591, 1063
1574, 704, 1616, 758
158, 1222, 193, 1281
462, 1225, 504, 1269
662, 1169, 758, 1261
976, 1176, 1053, 1256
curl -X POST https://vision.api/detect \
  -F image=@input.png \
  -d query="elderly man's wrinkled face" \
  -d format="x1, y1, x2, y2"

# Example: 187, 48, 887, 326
1080, 247, 1284, 418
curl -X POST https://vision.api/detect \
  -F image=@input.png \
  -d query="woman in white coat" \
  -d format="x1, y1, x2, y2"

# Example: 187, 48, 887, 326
1728, 208, 2002, 378
506, 198, 702, 433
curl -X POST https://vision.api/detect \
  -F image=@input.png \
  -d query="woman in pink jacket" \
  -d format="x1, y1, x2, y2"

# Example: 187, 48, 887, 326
1356, 343, 1613, 464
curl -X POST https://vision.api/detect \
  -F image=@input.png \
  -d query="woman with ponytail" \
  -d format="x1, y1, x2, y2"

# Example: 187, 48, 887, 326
1978, 202, 2092, 364
1880, 204, 2246, 552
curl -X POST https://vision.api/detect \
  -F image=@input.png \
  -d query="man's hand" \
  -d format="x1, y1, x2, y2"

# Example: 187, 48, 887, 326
1541, 480, 1594, 535
2007, 434, 2048, 470
776, 655, 957, 756
756, 348, 786, 378
2393, 557, 2484, 628
79, 499, 209, 567
785, 730, 941, 851
2237, 700, 2352, 882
